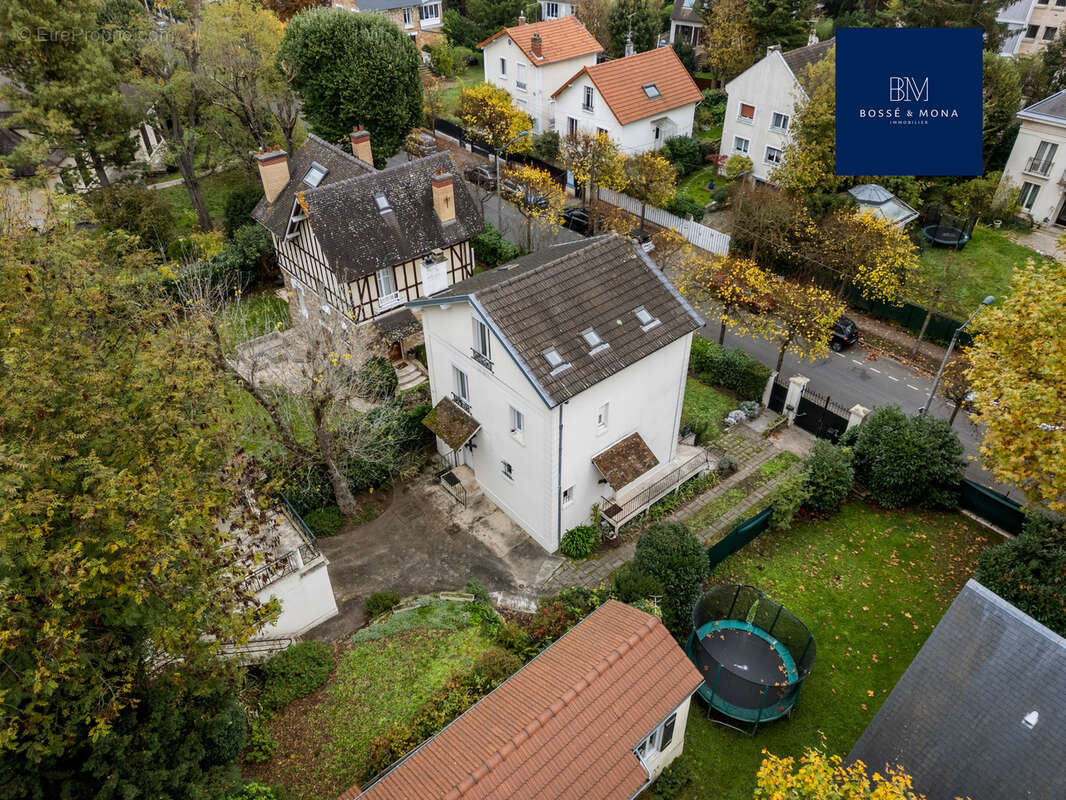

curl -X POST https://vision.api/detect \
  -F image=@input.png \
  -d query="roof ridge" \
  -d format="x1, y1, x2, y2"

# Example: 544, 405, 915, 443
783, 36, 834, 57
303, 132, 375, 170
476, 235, 614, 297
441, 611, 662, 800
307, 151, 452, 200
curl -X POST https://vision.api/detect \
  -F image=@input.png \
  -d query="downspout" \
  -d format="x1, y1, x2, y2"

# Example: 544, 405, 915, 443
557, 401, 565, 550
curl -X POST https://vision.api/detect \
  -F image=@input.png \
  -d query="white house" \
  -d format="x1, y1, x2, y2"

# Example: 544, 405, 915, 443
539, 0, 574, 20
669, 0, 706, 49
997, 0, 1065, 56
720, 38, 834, 183
330, 0, 443, 49
551, 45, 704, 153
410, 235, 708, 553
343, 599, 705, 800
478, 15, 603, 134
996, 89, 1066, 226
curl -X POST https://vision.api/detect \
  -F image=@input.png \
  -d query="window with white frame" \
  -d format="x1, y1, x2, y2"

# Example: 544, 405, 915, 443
516, 63, 527, 90
472, 317, 491, 360
636, 713, 677, 762
376, 267, 397, 304
453, 365, 470, 403
1026, 24, 1040, 38
510, 406, 525, 440
562, 485, 574, 505
402, 7, 413, 27
418, 1, 441, 25
1020, 181, 1040, 210
568, 117, 578, 136
544, 1, 560, 17
596, 402, 608, 431
583, 86, 594, 111
738, 102, 755, 122
765, 146, 783, 165
770, 111, 790, 132
499, 57, 507, 77
733, 136, 749, 154
502, 460, 514, 480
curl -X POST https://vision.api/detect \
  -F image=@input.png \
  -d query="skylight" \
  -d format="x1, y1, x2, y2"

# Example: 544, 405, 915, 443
642, 83, 661, 99
302, 161, 328, 187
581, 328, 601, 347
375, 193, 392, 213
543, 347, 564, 368
634, 306, 653, 325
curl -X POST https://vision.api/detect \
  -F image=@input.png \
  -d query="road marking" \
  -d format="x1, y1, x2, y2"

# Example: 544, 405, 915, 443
834, 352, 845, 358
852, 359, 863, 365
907, 383, 921, 391
887, 375, 899, 382
869, 368, 881, 374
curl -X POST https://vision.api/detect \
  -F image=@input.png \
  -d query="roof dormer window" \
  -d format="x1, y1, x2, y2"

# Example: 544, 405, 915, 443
634, 306, 660, 331
581, 328, 610, 355
302, 161, 328, 187
642, 83, 661, 99
543, 347, 572, 375
375, 193, 391, 213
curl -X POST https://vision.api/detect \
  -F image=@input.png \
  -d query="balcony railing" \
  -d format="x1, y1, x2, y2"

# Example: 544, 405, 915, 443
451, 392, 471, 413
241, 496, 323, 595
1025, 156, 1055, 177
598, 451, 710, 531
377, 291, 403, 313
470, 348, 493, 371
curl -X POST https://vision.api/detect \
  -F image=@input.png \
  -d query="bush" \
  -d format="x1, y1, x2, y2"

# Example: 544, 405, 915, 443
709, 184, 733, 203
651, 755, 696, 799
688, 337, 770, 400
531, 130, 561, 161
224, 185, 265, 237
304, 505, 343, 537
243, 716, 277, 764
527, 599, 576, 644
661, 135, 702, 176
356, 356, 398, 401
494, 620, 533, 656
610, 562, 665, 604
225, 783, 280, 800
86, 182, 176, 253
843, 406, 965, 509
665, 193, 706, 219
279, 462, 334, 517
429, 40, 459, 78
560, 523, 601, 559
472, 223, 521, 268
803, 440, 854, 514
739, 400, 760, 420
452, 45, 477, 67
723, 154, 753, 180
634, 522, 709, 638
717, 454, 739, 475
213, 224, 275, 286
258, 642, 333, 714
470, 649, 524, 689
365, 591, 402, 618
769, 470, 811, 531
975, 512, 1066, 637
464, 579, 490, 603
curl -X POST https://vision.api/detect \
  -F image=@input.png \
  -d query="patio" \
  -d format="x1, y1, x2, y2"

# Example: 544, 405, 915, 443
597, 442, 712, 532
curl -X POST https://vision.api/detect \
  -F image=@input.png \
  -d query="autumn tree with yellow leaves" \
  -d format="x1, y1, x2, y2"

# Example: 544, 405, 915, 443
560, 131, 627, 209
503, 163, 566, 250
623, 151, 678, 230
676, 254, 775, 345
702, 0, 758, 82
755, 747, 927, 799
458, 83, 533, 156
764, 278, 846, 372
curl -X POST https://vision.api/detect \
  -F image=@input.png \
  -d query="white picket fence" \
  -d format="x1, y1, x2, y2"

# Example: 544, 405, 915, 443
598, 187, 731, 256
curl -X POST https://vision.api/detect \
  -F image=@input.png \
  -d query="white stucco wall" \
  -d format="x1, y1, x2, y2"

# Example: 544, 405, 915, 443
721, 51, 803, 182
997, 116, 1066, 224
640, 696, 694, 780
256, 559, 340, 637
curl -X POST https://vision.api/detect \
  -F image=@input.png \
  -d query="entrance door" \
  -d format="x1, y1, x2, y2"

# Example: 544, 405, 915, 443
388, 341, 402, 361
1057, 197, 1066, 226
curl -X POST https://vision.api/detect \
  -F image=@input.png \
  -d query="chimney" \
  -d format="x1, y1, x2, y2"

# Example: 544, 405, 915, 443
431, 171, 456, 224
349, 126, 373, 165
624, 32, 635, 58
531, 32, 543, 59
256, 146, 289, 204
518, 11, 526, 25
767, 44, 781, 56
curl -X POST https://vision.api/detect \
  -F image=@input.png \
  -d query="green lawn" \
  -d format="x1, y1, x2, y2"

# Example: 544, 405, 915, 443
682, 377, 733, 443
917, 224, 1048, 317
678, 168, 728, 207
439, 62, 486, 121
160, 167, 257, 234
217, 290, 291, 356
695, 123, 723, 143
678, 502, 991, 800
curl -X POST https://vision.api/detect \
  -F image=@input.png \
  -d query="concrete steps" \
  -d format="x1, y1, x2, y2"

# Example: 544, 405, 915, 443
395, 359, 428, 391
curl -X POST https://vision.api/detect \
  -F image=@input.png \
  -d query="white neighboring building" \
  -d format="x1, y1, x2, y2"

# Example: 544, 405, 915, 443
668, 0, 706, 48
720, 38, 834, 183
478, 15, 603, 134
410, 235, 708, 553
539, 0, 574, 19
552, 45, 703, 153
997, 0, 1065, 56
997, 90, 1066, 227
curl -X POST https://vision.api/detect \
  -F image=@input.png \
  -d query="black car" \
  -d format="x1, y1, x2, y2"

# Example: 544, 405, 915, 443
830, 316, 859, 351
562, 207, 591, 235
463, 165, 497, 190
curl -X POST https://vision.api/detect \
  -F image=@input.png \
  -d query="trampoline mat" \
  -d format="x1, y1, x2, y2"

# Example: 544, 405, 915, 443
922, 225, 968, 245
696, 620, 796, 686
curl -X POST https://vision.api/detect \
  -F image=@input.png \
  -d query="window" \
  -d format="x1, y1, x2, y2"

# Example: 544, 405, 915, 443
418, 1, 440, 24
765, 146, 783, 165
510, 406, 525, 439
1026, 24, 1040, 38
770, 111, 790, 132
376, 266, 396, 298
596, 403, 608, 430
1038, 0, 1049, 4
1044, 26, 1058, 40
636, 713, 676, 762
733, 136, 749, 154
661, 714, 676, 750
453, 366, 470, 402
516, 63, 527, 90
738, 102, 755, 121
544, 1, 560, 18
654, 124, 662, 141
502, 461, 514, 480
499, 57, 507, 77
472, 318, 491, 359
543, 347, 564, 368
581, 328, 601, 347
583, 86, 594, 111
1020, 181, 1040, 210
375, 192, 391, 212
1058, 0, 1066, 8
302, 161, 328, 187
562, 485, 574, 505
597, 127, 608, 135
402, 6, 413, 27
568, 117, 579, 136
642, 83, 661, 99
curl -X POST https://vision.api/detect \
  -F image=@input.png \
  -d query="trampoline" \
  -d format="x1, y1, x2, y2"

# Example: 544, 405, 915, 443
686, 585, 816, 734
920, 206, 975, 250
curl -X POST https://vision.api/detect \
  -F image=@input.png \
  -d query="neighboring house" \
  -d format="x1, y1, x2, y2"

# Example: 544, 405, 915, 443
331, 0, 444, 49
478, 15, 603, 134
720, 38, 834, 183
996, 89, 1066, 227
669, 0, 705, 48
411, 235, 708, 553
539, 0, 574, 19
551, 46, 703, 153
251, 132, 482, 360
848, 580, 1066, 800
997, 0, 1065, 56
342, 599, 705, 799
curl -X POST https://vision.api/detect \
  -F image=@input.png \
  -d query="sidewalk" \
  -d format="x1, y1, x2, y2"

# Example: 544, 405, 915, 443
846, 309, 947, 376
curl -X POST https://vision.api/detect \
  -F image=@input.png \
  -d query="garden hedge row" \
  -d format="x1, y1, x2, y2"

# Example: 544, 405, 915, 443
689, 337, 771, 401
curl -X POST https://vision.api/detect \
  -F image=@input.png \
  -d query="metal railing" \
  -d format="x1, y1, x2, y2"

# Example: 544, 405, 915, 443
470, 348, 493, 371
438, 467, 467, 507
241, 496, 323, 595
600, 451, 710, 529
451, 392, 471, 413
1025, 156, 1054, 177
377, 291, 404, 312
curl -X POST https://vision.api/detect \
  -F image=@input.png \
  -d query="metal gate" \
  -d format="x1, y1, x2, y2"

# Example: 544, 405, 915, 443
767, 380, 787, 414
794, 386, 850, 443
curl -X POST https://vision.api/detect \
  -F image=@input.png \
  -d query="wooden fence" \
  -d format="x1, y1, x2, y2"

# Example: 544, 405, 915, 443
597, 187, 731, 256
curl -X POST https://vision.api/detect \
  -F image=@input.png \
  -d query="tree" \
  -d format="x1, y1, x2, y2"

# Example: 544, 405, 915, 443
756, 747, 924, 799
672, 38, 698, 74
559, 131, 626, 209
503, 164, 565, 249
278, 8, 423, 166
746, 0, 815, 52
702, 0, 757, 82
900, 0, 1006, 52
939, 350, 972, 426
633, 522, 709, 638
443, 9, 483, 50
458, 83, 533, 155
982, 51, 1023, 171
803, 440, 854, 514
675, 254, 775, 344
1043, 32, 1066, 93
606, 0, 663, 58
0, 198, 273, 792
574, 0, 612, 47
967, 258, 1066, 511
623, 152, 677, 230
464, 0, 528, 44
422, 75, 447, 130
261, 0, 321, 22
764, 278, 845, 372
86, 182, 177, 256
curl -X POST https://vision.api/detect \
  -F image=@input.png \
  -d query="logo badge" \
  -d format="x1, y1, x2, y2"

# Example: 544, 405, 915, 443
835, 28, 983, 176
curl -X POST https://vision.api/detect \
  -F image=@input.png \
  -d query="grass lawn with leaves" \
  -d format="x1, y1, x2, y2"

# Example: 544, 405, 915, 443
160, 167, 257, 234
682, 378, 733, 443
916, 224, 1048, 317
439, 62, 486, 121
218, 290, 291, 356
245, 601, 501, 800
678, 502, 991, 800
677, 167, 727, 207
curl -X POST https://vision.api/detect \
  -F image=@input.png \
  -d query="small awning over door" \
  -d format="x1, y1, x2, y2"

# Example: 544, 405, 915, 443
592, 432, 660, 491
422, 397, 481, 451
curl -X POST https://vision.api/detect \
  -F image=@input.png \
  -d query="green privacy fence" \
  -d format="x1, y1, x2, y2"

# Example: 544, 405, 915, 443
707, 506, 773, 569
959, 479, 1025, 535
841, 286, 974, 348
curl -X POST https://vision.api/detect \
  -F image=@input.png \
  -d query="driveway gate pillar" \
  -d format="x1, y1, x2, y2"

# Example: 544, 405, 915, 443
847, 404, 871, 431
785, 375, 809, 425
762, 370, 778, 408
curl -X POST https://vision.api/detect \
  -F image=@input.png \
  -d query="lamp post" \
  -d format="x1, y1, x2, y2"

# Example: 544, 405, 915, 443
496, 130, 531, 231
920, 295, 995, 415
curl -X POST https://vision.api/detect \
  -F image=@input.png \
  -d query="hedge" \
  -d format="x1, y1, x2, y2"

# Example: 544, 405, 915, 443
689, 337, 770, 401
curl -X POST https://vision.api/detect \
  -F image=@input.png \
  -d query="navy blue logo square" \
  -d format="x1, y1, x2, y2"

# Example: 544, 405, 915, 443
835, 28, 983, 176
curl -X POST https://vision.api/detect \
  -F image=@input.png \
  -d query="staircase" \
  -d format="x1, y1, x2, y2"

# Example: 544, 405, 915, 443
395, 359, 428, 391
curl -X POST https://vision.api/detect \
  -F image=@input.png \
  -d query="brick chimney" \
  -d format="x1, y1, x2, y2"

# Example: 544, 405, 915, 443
531, 31, 543, 59
349, 126, 373, 165
518, 11, 526, 25
431, 171, 456, 224
256, 146, 289, 204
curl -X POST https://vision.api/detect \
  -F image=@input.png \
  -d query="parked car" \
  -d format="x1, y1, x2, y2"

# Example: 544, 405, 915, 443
561, 207, 606, 235
463, 165, 496, 190
502, 181, 548, 209
830, 316, 859, 351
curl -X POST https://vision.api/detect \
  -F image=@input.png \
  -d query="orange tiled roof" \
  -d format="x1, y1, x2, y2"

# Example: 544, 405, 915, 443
477, 16, 603, 66
553, 47, 705, 125
347, 600, 703, 800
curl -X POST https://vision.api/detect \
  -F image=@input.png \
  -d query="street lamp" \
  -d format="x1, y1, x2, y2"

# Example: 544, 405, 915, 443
496, 130, 531, 231
921, 295, 995, 415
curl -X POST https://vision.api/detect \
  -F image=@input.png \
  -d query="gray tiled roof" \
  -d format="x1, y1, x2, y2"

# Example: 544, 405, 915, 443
847, 580, 1066, 800
781, 38, 834, 93
356, 0, 421, 9
670, 0, 704, 25
424, 235, 703, 406
1020, 89, 1066, 124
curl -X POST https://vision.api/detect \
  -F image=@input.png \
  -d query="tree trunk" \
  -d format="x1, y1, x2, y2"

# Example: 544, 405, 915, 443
640, 201, 647, 231
202, 139, 213, 172
526, 217, 533, 251
177, 149, 213, 231
718, 315, 727, 345
313, 416, 358, 517
912, 306, 934, 357
949, 402, 962, 425
89, 150, 111, 188
776, 336, 790, 373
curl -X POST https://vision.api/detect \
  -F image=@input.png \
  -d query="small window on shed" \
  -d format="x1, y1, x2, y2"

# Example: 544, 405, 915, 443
302, 162, 328, 187
642, 83, 661, 99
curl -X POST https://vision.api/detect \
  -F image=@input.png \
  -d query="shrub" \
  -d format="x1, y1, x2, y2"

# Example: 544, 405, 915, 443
688, 338, 770, 400
258, 642, 333, 714
560, 523, 601, 559
803, 440, 854, 514
472, 223, 521, 268
243, 716, 277, 764
279, 462, 334, 517
769, 470, 811, 531
304, 505, 343, 537
356, 356, 398, 401
470, 649, 524, 689
661, 135, 702, 176
610, 562, 665, 604
464, 579, 490, 603
717, 455, 739, 475
225, 783, 279, 800
665, 193, 706, 219
452, 45, 477, 67
224, 185, 265, 237
724, 154, 753, 180
527, 599, 576, 644
495, 620, 533, 655
843, 406, 965, 509
739, 400, 760, 420
709, 184, 733, 203
204, 696, 249, 766
975, 512, 1066, 637
86, 182, 176, 252
213, 224, 274, 286
531, 130, 561, 161
651, 755, 695, 799
634, 522, 709, 638
365, 591, 402, 618
429, 40, 459, 78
